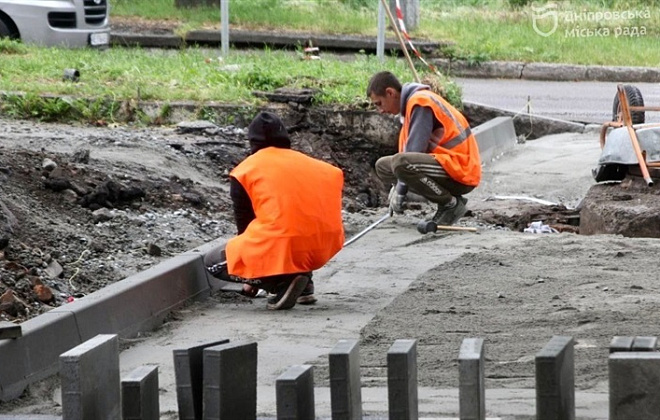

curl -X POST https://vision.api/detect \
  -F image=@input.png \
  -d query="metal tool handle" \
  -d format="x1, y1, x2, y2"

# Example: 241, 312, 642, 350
343, 213, 390, 247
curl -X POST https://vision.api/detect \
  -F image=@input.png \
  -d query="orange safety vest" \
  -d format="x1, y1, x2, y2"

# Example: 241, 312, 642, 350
226, 147, 345, 279
399, 90, 481, 187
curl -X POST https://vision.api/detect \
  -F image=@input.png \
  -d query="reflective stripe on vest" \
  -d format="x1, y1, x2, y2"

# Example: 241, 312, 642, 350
420, 91, 471, 150
226, 147, 345, 278
399, 89, 482, 187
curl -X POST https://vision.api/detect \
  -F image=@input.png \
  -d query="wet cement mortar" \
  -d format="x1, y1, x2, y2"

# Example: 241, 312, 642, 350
2, 108, 660, 417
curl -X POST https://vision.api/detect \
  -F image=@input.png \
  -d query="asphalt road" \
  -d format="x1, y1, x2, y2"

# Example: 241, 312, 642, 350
457, 77, 660, 124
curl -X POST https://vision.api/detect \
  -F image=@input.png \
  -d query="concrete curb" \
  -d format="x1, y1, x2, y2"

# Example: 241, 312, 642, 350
433, 59, 660, 83
109, 31, 660, 84
111, 29, 444, 54
0, 253, 212, 402
472, 116, 517, 165
463, 101, 589, 140
0, 114, 537, 404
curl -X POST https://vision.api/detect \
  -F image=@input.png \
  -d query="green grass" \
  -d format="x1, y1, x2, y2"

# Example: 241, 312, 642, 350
111, 0, 660, 67
0, 43, 462, 121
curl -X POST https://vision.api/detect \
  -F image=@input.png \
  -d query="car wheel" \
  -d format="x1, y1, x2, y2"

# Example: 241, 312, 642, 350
612, 84, 645, 124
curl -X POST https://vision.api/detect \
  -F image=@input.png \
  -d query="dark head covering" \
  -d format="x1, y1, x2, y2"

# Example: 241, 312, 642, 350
247, 111, 291, 154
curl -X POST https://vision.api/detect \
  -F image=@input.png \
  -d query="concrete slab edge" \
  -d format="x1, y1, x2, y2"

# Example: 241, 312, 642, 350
463, 101, 587, 140
472, 116, 517, 166
0, 252, 213, 402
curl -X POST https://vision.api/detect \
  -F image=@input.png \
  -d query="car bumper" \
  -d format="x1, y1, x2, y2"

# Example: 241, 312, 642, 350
1, 0, 109, 47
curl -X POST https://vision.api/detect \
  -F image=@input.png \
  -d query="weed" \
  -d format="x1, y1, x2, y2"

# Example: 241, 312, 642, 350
0, 38, 26, 55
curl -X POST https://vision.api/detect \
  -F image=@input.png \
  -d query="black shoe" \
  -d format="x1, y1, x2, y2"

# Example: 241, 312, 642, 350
267, 275, 310, 310
206, 261, 231, 281
296, 279, 317, 305
432, 196, 468, 226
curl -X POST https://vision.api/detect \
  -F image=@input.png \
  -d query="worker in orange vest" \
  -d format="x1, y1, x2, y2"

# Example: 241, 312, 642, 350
366, 71, 481, 226
204, 111, 345, 310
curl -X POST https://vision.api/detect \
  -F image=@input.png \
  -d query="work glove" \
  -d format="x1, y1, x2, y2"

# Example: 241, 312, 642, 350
388, 185, 406, 215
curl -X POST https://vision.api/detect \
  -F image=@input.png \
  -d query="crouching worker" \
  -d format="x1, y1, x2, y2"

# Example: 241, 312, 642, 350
367, 71, 481, 226
204, 111, 345, 310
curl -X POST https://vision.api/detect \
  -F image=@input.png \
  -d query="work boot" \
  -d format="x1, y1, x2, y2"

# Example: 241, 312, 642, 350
296, 279, 317, 305
432, 196, 468, 226
267, 275, 310, 310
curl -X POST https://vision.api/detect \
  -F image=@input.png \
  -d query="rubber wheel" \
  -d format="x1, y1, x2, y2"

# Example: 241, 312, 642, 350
612, 85, 645, 124
417, 220, 436, 234
592, 164, 628, 182
0, 16, 18, 40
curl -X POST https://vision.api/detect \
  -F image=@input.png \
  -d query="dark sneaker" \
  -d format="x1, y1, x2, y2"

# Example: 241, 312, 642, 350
432, 196, 468, 226
296, 280, 317, 305
267, 275, 310, 310
206, 261, 231, 281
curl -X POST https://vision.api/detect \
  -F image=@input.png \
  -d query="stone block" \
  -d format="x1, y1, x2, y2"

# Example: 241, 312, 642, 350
0, 321, 21, 340
632, 336, 657, 351
0, 312, 80, 402
173, 339, 229, 420
121, 365, 159, 420
610, 352, 660, 419
535, 336, 574, 420
276, 365, 315, 420
472, 116, 517, 165
459, 338, 485, 420
203, 341, 257, 420
59, 334, 120, 420
329, 339, 362, 420
609, 336, 634, 353
51, 253, 210, 342
387, 339, 418, 420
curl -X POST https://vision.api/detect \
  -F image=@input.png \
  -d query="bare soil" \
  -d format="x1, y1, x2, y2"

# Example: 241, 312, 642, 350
2, 114, 660, 419
0, 115, 384, 324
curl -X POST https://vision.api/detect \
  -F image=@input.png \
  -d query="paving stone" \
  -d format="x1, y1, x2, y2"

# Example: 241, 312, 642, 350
276, 365, 315, 420
329, 339, 362, 420
459, 338, 485, 420
535, 336, 574, 420
59, 334, 120, 420
122, 365, 159, 420
387, 339, 418, 420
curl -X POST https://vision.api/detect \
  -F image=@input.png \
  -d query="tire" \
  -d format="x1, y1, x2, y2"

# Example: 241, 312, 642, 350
592, 164, 628, 182
612, 84, 645, 124
0, 15, 19, 40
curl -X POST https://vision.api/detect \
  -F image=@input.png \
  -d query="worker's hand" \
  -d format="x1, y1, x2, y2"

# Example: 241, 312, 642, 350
388, 186, 406, 215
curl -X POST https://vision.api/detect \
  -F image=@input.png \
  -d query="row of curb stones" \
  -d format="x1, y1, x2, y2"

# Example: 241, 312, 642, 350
110, 30, 660, 84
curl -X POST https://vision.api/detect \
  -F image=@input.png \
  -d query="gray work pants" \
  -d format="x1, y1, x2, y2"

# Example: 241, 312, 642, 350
375, 152, 474, 206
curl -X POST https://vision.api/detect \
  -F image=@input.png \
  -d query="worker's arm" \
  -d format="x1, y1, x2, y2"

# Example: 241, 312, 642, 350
229, 177, 255, 235
405, 105, 444, 153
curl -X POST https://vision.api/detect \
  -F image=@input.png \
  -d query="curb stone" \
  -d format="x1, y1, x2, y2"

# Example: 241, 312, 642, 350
110, 30, 660, 84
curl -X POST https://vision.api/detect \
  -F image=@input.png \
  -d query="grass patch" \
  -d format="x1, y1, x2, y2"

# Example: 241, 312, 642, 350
112, 0, 660, 67
0, 45, 462, 122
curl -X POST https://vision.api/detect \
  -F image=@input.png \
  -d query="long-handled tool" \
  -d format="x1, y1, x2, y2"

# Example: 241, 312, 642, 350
343, 211, 478, 248
343, 213, 391, 247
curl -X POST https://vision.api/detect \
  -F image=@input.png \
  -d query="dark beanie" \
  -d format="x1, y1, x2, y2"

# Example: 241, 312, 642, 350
247, 111, 291, 153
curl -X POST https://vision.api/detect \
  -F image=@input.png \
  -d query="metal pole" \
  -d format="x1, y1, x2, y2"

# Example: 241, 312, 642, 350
379, 0, 420, 82
343, 213, 390, 247
221, 0, 229, 56
377, 0, 385, 61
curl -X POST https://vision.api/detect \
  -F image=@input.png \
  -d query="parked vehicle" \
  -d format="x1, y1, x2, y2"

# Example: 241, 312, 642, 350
0, 0, 109, 48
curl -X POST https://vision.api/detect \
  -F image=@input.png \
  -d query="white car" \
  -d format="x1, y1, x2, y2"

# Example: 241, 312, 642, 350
0, 0, 110, 48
